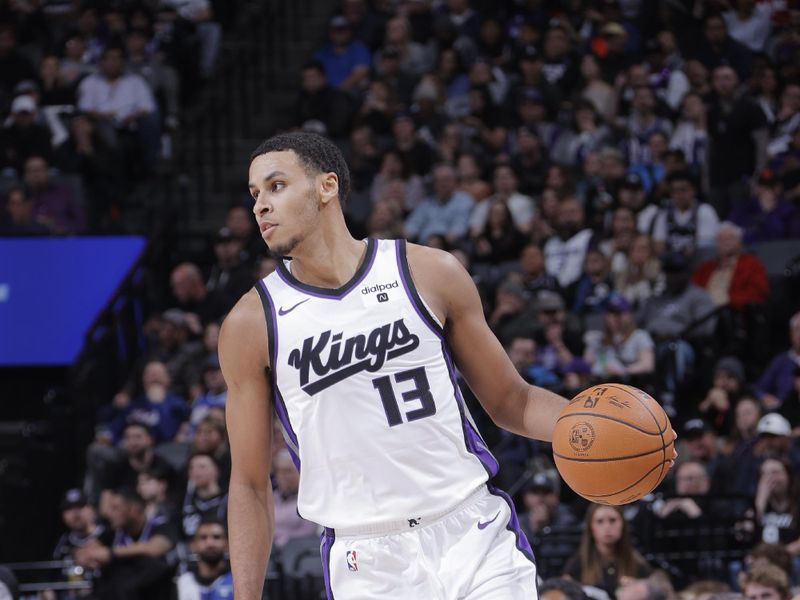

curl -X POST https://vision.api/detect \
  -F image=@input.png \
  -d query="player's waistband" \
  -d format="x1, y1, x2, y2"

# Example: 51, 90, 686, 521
329, 484, 489, 538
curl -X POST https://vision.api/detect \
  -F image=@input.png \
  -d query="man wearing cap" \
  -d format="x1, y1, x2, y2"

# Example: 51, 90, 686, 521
53, 488, 113, 561
313, 15, 371, 92
206, 227, 254, 314
2, 94, 52, 173
677, 418, 722, 482
519, 472, 577, 559
699, 355, 751, 433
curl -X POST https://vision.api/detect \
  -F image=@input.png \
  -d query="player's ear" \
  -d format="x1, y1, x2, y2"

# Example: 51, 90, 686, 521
319, 172, 340, 206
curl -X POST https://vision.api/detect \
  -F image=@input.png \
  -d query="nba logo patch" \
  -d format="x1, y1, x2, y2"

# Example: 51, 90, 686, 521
346, 550, 358, 572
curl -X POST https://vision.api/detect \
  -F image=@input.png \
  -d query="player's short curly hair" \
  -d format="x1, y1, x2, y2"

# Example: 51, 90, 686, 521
250, 132, 351, 207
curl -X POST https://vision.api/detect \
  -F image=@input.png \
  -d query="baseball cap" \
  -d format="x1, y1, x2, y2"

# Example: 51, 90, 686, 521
621, 172, 644, 190
214, 226, 235, 243
600, 22, 626, 37
61, 488, 88, 511
606, 293, 631, 313
11, 95, 36, 114
330, 15, 349, 29
162, 308, 188, 328
683, 418, 709, 438
757, 413, 791, 437
537, 290, 565, 312
525, 472, 558, 494
714, 356, 745, 382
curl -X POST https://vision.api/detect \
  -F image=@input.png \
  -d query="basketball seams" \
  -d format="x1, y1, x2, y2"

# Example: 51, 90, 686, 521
579, 460, 670, 499
601, 384, 669, 486
553, 445, 665, 463
555, 412, 663, 436
601, 384, 668, 434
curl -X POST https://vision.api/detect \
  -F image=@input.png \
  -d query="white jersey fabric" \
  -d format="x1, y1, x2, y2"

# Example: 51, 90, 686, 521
255, 238, 498, 530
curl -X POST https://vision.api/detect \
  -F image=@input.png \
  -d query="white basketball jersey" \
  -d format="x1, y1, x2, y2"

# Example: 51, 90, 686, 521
255, 238, 497, 529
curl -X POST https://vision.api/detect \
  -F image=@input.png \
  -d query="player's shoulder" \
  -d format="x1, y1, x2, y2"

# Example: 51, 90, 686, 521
405, 241, 466, 278
219, 288, 269, 368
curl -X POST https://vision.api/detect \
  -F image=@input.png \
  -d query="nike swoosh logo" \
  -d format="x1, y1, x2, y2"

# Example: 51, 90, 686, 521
477, 510, 501, 530
278, 298, 310, 316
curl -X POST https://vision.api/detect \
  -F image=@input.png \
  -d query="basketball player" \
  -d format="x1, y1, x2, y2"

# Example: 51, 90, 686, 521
221, 132, 651, 599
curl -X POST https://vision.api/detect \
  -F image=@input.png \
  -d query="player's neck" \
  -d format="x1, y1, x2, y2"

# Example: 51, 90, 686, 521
289, 225, 367, 289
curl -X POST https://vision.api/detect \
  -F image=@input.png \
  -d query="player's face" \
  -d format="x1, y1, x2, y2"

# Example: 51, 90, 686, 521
590, 506, 623, 546
745, 583, 784, 600
248, 151, 322, 257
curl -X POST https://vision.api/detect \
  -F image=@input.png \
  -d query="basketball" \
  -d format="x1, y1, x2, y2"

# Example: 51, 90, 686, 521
552, 384, 675, 505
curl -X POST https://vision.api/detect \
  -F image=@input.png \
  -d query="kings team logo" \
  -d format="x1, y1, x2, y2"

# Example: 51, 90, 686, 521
346, 550, 358, 572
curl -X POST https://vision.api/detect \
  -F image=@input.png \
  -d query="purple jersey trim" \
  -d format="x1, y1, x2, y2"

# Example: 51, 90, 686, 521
275, 238, 378, 299
488, 484, 537, 566
394, 239, 498, 477
321, 527, 336, 599
255, 281, 301, 468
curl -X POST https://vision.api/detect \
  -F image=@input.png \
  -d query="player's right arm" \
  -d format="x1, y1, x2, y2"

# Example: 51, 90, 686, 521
219, 289, 274, 600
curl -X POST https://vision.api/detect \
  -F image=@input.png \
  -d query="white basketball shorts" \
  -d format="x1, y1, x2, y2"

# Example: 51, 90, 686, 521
319, 485, 538, 599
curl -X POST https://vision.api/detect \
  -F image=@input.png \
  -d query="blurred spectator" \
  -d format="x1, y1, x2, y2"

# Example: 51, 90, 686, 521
544, 197, 594, 288
391, 112, 437, 176
555, 100, 610, 168
678, 419, 723, 482
729, 169, 798, 244
137, 463, 174, 520
541, 21, 579, 101
404, 163, 473, 244
53, 488, 113, 561
375, 15, 433, 77
0, 24, 37, 98
489, 280, 537, 342
568, 247, 614, 329
182, 453, 227, 539
369, 148, 425, 213
224, 202, 263, 266
205, 227, 254, 313
756, 312, 800, 410
515, 243, 561, 297
456, 153, 491, 202
707, 65, 768, 217
766, 84, 800, 159
652, 170, 720, 258
583, 294, 655, 383
612, 234, 664, 311
313, 15, 371, 92
655, 460, 711, 521
563, 504, 651, 597
162, 0, 221, 79
693, 14, 752, 82
191, 415, 230, 489
169, 262, 227, 325
1, 94, 52, 172
723, 1, 773, 53
670, 92, 709, 176
578, 54, 617, 123
539, 577, 589, 600
471, 199, 528, 265
626, 86, 673, 167
470, 164, 535, 236
740, 557, 792, 600
37, 54, 75, 107
272, 448, 317, 550
176, 517, 233, 599
188, 354, 226, 435
77, 45, 161, 175
699, 356, 751, 435
92, 421, 176, 498
295, 61, 353, 139
125, 28, 180, 127
510, 125, 549, 197
506, 334, 559, 388
617, 173, 659, 236
108, 360, 188, 444
76, 488, 176, 600
725, 396, 763, 460
754, 458, 799, 546
23, 154, 86, 234
0, 185, 50, 235
692, 222, 769, 309
520, 472, 577, 557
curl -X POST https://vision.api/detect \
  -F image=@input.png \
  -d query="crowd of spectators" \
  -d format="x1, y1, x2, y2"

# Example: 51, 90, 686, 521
2, 0, 800, 599
0, 0, 231, 235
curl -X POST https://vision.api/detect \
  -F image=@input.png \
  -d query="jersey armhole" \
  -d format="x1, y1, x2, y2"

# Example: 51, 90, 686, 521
394, 239, 445, 333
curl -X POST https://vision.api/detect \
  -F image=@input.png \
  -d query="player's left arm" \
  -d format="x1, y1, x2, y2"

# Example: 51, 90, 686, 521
408, 244, 568, 441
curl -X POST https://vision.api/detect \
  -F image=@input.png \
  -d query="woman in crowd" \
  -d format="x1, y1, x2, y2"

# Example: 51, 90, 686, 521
564, 503, 652, 597
612, 234, 664, 310
471, 199, 527, 265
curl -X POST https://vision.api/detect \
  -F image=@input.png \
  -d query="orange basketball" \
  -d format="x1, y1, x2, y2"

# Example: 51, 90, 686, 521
552, 384, 675, 505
